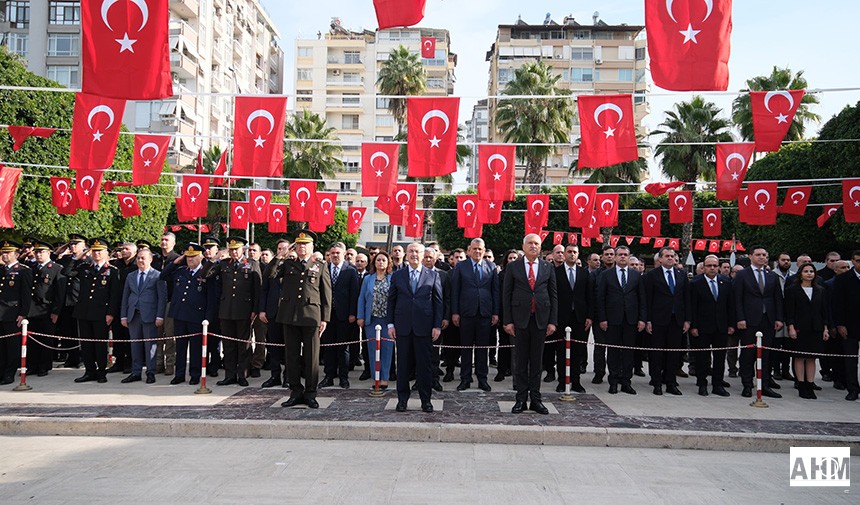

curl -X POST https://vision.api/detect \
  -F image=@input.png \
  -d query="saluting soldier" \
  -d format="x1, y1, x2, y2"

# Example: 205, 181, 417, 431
210, 237, 261, 387
200, 236, 223, 375
0, 240, 34, 385
54, 234, 88, 368
65, 238, 121, 383
161, 243, 218, 385
276, 230, 331, 409
27, 240, 66, 377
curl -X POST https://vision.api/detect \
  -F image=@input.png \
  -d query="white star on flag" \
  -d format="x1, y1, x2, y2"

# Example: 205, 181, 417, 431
115, 33, 137, 53
731, 172, 740, 181
488, 202, 496, 209
83, 189, 90, 195
254, 136, 266, 147
92, 130, 103, 142
604, 127, 616, 138
143, 159, 152, 167
759, 204, 766, 210
429, 136, 441, 148
679, 24, 701, 44
375, 170, 383, 178
775, 113, 789, 124
190, 196, 196, 202
493, 172, 501, 181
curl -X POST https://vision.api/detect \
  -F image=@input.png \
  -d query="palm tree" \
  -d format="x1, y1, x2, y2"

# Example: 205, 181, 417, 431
376, 45, 426, 135
282, 110, 343, 182
652, 96, 733, 255
731, 66, 820, 142
495, 61, 576, 184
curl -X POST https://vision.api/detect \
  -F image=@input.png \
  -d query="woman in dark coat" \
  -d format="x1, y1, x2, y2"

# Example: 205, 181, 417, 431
785, 263, 830, 399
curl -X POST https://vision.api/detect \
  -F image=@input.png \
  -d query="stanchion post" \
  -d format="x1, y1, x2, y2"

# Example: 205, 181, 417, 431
13, 319, 32, 391
107, 328, 115, 368
369, 325, 384, 397
195, 320, 212, 394
559, 326, 575, 401
750, 331, 768, 408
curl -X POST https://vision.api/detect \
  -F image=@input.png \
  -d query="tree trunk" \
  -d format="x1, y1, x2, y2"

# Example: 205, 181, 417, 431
525, 158, 544, 185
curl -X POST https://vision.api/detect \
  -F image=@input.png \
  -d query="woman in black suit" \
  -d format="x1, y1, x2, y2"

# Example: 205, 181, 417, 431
785, 263, 830, 399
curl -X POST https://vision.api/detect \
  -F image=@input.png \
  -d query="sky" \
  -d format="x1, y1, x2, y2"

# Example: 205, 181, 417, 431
260, 0, 860, 181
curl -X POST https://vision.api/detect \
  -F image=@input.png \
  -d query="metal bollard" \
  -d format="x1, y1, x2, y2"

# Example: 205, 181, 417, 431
195, 320, 212, 394
559, 326, 574, 402
750, 331, 768, 408
13, 319, 32, 391
369, 325, 384, 397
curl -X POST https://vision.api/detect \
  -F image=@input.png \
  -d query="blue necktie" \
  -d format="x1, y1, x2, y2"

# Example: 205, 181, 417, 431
475, 262, 481, 282
710, 278, 718, 301
411, 269, 418, 294
666, 269, 675, 294
138, 271, 145, 292
332, 265, 339, 285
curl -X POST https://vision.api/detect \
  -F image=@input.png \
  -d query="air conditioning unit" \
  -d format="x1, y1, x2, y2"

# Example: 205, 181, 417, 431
332, 69, 341, 76
554, 54, 563, 59
595, 58, 603, 64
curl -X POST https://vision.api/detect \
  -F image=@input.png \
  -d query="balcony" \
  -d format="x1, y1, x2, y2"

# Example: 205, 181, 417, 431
232, 40, 242, 60
169, 0, 199, 20
170, 52, 197, 79
169, 20, 198, 49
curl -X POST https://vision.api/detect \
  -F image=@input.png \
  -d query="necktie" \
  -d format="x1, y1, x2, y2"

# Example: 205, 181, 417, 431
710, 278, 718, 301
666, 269, 675, 294
474, 262, 481, 281
528, 262, 536, 313
757, 269, 765, 293
568, 267, 576, 290
332, 265, 339, 285
138, 271, 145, 292
301, 259, 307, 266
411, 269, 418, 294
620, 268, 627, 288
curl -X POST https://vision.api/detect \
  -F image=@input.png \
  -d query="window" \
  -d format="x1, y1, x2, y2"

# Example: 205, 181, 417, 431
573, 30, 591, 40
5, 1, 30, 28
376, 97, 390, 109
635, 68, 646, 83
593, 31, 613, 40
6, 33, 28, 58
134, 101, 161, 129
375, 136, 393, 143
296, 68, 312, 81
565, 68, 593, 82
297, 46, 313, 57
47, 33, 79, 56
342, 72, 361, 83
342, 114, 359, 130
46, 65, 80, 88
48, 1, 80, 25
427, 77, 445, 89
342, 93, 360, 106
618, 69, 633, 81
339, 182, 352, 192
375, 115, 394, 127
635, 47, 646, 61
497, 68, 513, 84
344, 161, 360, 173
618, 46, 635, 60
296, 90, 312, 103
344, 51, 361, 64
373, 223, 389, 235
634, 95, 646, 105
570, 47, 593, 61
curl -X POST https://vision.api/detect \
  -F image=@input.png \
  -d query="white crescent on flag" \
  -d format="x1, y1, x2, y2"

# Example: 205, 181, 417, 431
351, 209, 363, 222
139, 142, 160, 159
754, 189, 771, 204
246, 109, 276, 135
87, 105, 116, 130
849, 186, 860, 201
122, 196, 135, 207
790, 191, 806, 204
395, 189, 412, 205
665, 0, 713, 24
487, 154, 508, 173
593, 103, 624, 128
706, 212, 717, 225
80, 176, 95, 189
101, 0, 149, 32
601, 198, 614, 211
369, 151, 390, 169
295, 187, 311, 202
55, 179, 69, 194
646, 214, 657, 226
674, 194, 688, 207
531, 199, 544, 213
272, 208, 284, 221
764, 91, 795, 114
420, 110, 450, 135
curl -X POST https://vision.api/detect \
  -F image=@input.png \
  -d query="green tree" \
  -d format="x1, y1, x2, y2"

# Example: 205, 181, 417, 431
573, 156, 647, 241
731, 66, 821, 142
376, 45, 427, 135
495, 61, 576, 184
282, 110, 343, 182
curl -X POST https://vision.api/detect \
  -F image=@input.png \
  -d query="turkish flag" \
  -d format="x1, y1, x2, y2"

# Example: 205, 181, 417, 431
229, 202, 249, 230
640, 237, 651, 245
312, 192, 338, 227
0, 166, 22, 228
595, 193, 619, 227
81, 0, 172, 100
645, 0, 732, 91
525, 194, 549, 230
69, 93, 126, 170
405, 209, 425, 238
457, 195, 479, 228
669, 190, 693, 224
708, 240, 720, 253
625, 236, 635, 245
374, 0, 425, 29
654, 238, 666, 249
177, 174, 209, 219
465, 224, 484, 239
132, 134, 170, 186
694, 239, 706, 251
668, 238, 681, 251
346, 207, 366, 234
478, 145, 516, 201
737, 188, 750, 224
194, 149, 204, 175
232, 96, 287, 178
7, 126, 56, 151
248, 190, 271, 224
779, 186, 811, 216
577, 94, 638, 169
843, 179, 860, 223
57, 190, 78, 215
478, 200, 502, 225
750, 90, 805, 152
212, 149, 229, 186
644, 181, 685, 197
553, 232, 564, 245
375, 195, 391, 215
715, 143, 754, 201
389, 183, 417, 226
50, 177, 72, 208
568, 233, 579, 245
268, 204, 288, 233
407, 97, 460, 177
642, 209, 661, 237
567, 185, 597, 228
609, 236, 620, 248
580, 237, 592, 247
117, 193, 141, 218
817, 205, 841, 228
361, 143, 398, 197
721, 240, 733, 252
702, 209, 722, 237
581, 214, 600, 239
745, 182, 778, 225
75, 169, 104, 211
289, 180, 317, 222
421, 37, 436, 59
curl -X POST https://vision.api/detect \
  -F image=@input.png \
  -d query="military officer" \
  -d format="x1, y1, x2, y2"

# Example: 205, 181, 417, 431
210, 237, 261, 387
54, 234, 88, 368
200, 236, 223, 376
276, 230, 331, 409
65, 238, 121, 383
0, 240, 33, 385
27, 240, 66, 377
161, 243, 218, 385
259, 239, 290, 388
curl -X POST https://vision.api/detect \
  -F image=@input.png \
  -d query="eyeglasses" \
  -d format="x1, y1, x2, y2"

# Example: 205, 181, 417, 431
704, 264, 719, 268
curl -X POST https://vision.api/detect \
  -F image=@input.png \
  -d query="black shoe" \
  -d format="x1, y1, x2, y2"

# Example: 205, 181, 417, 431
433, 380, 443, 392
511, 400, 526, 414
821, 373, 833, 382
721, 380, 731, 388
834, 381, 847, 391
666, 385, 682, 396
97, 375, 108, 383
698, 385, 709, 397
359, 370, 371, 381
105, 363, 124, 374
249, 368, 261, 378
36, 371, 49, 377
442, 370, 454, 383
571, 384, 586, 394
812, 382, 822, 391
0, 376, 14, 385
621, 384, 637, 395
478, 381, 492, 392
529, 400, 549, 415
261, 377, 281, 388
207, 370, 219, 378
543, 371, 555, 383
170, 376, 185, 385
390, 371, 397, 381
608, 384, 618, 394
742, 386, 752, 397
555, 383, 565, 393
395, 401, 408, 412
339, 379, 350, 389
767, 379, 781, 389
676, 368, 689, 378
652, 385, 663, 396
846, 391, 859, 401
305, 398, 319, 409
318, 377, 334, 388
281, 396, 304, 408
146, 374, 155, 384
634, 368, 646, 377
237, 377, 249, 387
783, 372, 795, 382
712, 387, 730, 397
762, 388, 782, 398
494, 372, 505, 382
189, 378, 200, 385
216, 377, 237, 386
421, 402, 434, 413
456, 380, 470, 391
121, 374, 141, 384
591, 375, 603, 385
74, 374, 97, 383
728, 370, 738, 378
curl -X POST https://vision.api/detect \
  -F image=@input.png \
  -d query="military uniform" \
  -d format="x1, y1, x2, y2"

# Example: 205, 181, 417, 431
55, 234, 88, 368
260, 257, 286, 387
154, 248, 181, 375
201, 256, 223, 375
0, 241, 33, 384
27, 240, 66, 376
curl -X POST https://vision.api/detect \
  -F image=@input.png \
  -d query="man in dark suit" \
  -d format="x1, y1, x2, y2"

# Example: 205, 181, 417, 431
643, 247, 690, 396
832, 250, 860, 401
0, 241, 33, 385
451, 238, 499, 392
589, 246, 616, 383
120, 248, 168, 384
553, 244, 591, 393
503, 234, 558, 415
734, 245, 784, 398
107, 242, 137, 374
388, 242, 443, 413
277, 231, 331, 409
689, 255, 734, 396
258, 239, 290, 388
27, 240, 66, 377
422, 247, 448, 392
319, 242, 359, 389
200, 237, 223, 377
597, 245, 646, 395
54, 234, 88, 369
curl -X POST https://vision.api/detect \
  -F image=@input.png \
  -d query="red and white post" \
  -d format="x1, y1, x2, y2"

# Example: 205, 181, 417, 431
107, 327, 115, 368
195, 320, 211, 394
13, 319, 31, 391
751, 331, 768, 408
369, 324, 384, 397
560, 326, 574, 401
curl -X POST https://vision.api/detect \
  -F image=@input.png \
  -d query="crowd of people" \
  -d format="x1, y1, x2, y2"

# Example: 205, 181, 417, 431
0, 232, 858, 414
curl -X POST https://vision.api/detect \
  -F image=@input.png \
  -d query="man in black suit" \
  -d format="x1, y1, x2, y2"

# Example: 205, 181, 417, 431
689, 255, 734, 396
832, 250, 860, 401
734, 245, 784, 398
451, 238, 499, 392
589, 246, 615, 384
643, 247, 690, 396
27, 240, 66, 377
319, 242, 359, 389
258, 239, 290, 388
503, 233, 558, 415
422, 246, 448, 392
553, 244, 591, 393
597, 245, 645, 395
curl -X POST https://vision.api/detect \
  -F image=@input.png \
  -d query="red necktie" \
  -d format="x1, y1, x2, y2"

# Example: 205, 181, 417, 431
528, 261, 536, 313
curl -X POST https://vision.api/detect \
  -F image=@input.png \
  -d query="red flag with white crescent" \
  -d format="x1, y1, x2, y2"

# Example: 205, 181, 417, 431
525, 194, 549, 230
375, 195, 391, 215
69, 93, 126, 170
457, 195, 479, 228
81, 0, 173, 100
407, 97, 460, 177
595, 193, 619, 227
708, 240, 720, 253
609, 235, 620, 248
289, 180, 317, 222
405, 209, 425, 238
577, 94, 638, 169
702, 208, 722, 237
779, 186, 811, 216
567, 185, 597, 228
75, 169, 104, 211
581, 214, 600, 239
654, 238, 666, 249
132, 134, 170, 186
644, 181, 685, 197
478, 200, 502, 225
374, 0, 425, 30
346, 206, 366, 234
817, 205, 841, 228
553, 232, 564, 246
641, 209, 661, 237
312, 192, 337, 227
420, 37, 436, 59
750, 90, 805, 152
669, 190, 693, 224
117, 193, 141, 218
230, 202, 249, 229
248, 190, 271, 224
737, 188, 750, 224
715, 143, 754, 201
668, 238, 680, 251
388, 183, 417, 226
465, 224, 483, 239
694, 239, 706, 251
568, 233, 578, 245
212, 149, 229, 186
233, 96, 287, 178
361, 143, 398, 197
478, 145, 516, 201
0, 166, 22, 228
842, 179, 860, 223
745, 182, 778, 225
58, 190, 78, 216
50, 177, 72, 208
267, 203, 288, 233
177, 174, 209, 219
7, 126, 56, 151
